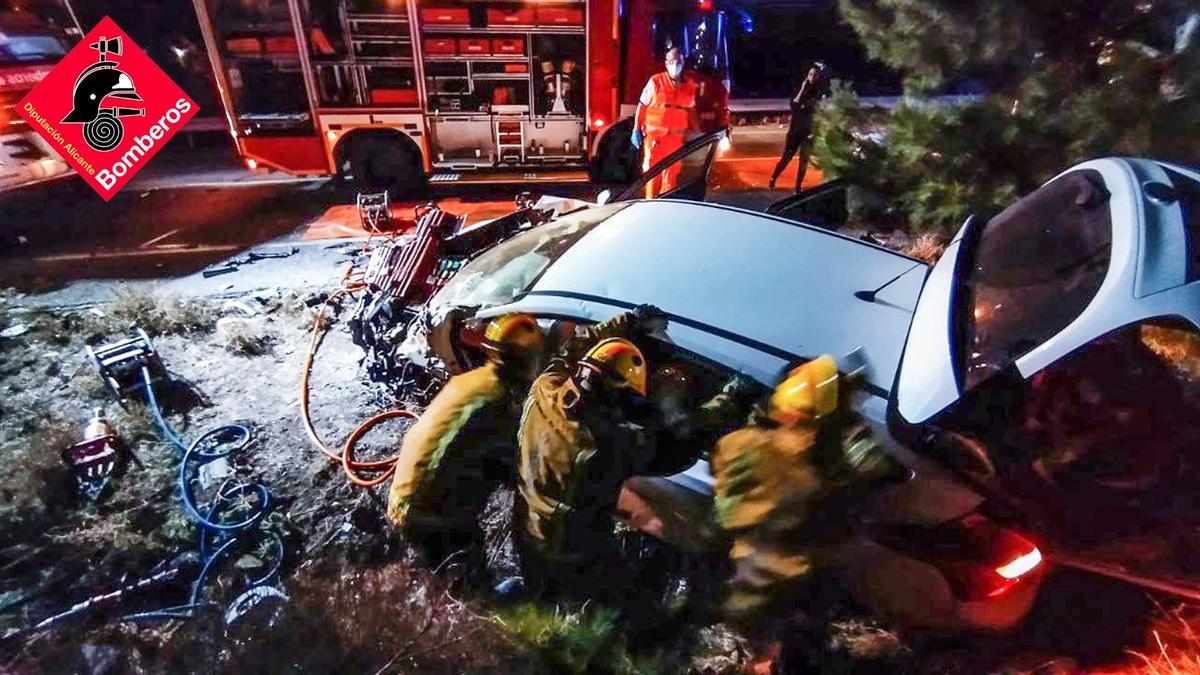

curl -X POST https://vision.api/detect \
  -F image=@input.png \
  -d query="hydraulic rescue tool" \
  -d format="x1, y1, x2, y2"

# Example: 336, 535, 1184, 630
86, 328, 163, 404
55, 331, 287, 629
61, 410, 131, 502
357, 191, 395, 233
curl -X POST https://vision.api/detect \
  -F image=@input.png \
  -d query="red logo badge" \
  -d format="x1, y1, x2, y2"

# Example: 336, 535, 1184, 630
17, 17, 198, 201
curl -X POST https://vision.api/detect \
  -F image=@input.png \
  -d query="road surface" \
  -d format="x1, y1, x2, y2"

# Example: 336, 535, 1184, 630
0, 123, 809, 304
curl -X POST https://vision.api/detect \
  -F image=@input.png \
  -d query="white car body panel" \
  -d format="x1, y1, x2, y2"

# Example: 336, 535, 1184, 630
894, 157, 1200, 425
894, 221, 969, 424
483, 199, 927, 395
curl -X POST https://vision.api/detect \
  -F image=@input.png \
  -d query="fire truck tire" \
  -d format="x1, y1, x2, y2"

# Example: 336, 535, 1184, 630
336, 133, 425, 198
590, 118, 642, 183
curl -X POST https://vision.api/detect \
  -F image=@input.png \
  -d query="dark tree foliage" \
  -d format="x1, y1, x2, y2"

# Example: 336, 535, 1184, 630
814, 0, 1200, 233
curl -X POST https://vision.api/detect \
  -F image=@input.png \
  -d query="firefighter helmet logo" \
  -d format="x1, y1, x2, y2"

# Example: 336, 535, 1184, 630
61, 36, 145, 152
18, 16, 198, 200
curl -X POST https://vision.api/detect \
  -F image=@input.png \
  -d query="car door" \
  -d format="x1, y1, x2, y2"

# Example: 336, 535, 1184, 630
890, 158, 1200, 600
614, 129, 726, 202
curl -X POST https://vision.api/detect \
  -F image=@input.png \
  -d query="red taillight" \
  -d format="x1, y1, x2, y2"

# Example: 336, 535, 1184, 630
593, 117, 605, 128
697, 0, 714, 11
873, 514, 1044, 602
996, 546, 1043, 580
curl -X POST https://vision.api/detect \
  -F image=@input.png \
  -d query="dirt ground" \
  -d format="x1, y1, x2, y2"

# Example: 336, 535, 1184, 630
0, 284, 1196, 675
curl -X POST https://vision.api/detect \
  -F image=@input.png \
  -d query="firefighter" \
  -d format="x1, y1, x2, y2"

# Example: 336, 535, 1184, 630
512, 306, 669, 605
386, 313, 544, 580
710, 355, 898, 672
769, 61, 829, 193
632, 46, 699, 198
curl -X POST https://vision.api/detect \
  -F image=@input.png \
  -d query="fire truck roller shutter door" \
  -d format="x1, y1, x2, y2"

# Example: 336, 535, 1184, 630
333, 129, 426, 198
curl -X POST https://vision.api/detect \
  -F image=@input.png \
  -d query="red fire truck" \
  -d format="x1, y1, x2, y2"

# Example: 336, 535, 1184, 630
0, 0, 82, 191
190, 0, 739, 194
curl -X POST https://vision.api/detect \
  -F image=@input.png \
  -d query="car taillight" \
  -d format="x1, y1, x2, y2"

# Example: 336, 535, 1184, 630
872, 513, 1044, 602
996, 546, 1042, 580
954, 519, 1044, 600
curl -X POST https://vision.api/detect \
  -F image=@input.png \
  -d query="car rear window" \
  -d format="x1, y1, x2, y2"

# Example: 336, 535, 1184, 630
962, 169, 1112, 389
1163, 168, 1200, 283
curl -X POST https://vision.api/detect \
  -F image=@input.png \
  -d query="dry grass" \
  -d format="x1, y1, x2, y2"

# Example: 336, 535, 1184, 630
219, 559, 507, 673
493, 603, 673, 674
903, 232, 947, 263
1105, 605, 1200, 675
216, 317, 273, 356
1141, 325, 1200, 380
0, 414, 76, 514
89, 288, 215, 338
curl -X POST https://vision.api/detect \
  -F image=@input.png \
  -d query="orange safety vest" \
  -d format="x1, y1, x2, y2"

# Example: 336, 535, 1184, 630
642, 72, 698, 137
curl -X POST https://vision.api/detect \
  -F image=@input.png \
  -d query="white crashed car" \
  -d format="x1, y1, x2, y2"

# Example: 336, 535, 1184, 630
401, 139, 1200, 631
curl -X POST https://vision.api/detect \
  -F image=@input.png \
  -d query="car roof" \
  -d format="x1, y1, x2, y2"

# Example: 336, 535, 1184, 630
482, 199, 928, 393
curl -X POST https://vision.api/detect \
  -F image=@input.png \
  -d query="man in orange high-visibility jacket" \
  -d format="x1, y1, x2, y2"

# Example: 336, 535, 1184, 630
632, 47, 698, 198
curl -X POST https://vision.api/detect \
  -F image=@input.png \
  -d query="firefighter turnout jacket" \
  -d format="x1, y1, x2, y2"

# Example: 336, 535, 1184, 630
711, 411, 893, 631
515, 310, 657, 560
387, 361, 519, 531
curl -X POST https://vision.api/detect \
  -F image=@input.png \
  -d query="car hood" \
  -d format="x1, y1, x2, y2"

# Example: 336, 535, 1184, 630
488, 200, 928, 393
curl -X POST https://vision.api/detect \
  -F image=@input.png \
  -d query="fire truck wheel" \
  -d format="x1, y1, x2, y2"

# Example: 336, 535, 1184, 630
590, 118, 642, 183
336, 133, 425, 198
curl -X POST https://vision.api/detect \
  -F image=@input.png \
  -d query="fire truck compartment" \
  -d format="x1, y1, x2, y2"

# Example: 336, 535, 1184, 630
192, 0, 725, 182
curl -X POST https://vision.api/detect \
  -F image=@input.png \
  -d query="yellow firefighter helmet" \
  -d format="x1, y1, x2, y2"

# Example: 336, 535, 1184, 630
769, 354, 839, 424
578, 338, 648, 396
481, 313, 544, 359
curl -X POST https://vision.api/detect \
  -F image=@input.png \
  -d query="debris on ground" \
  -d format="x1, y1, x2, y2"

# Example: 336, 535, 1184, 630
0, 284, 1191, 674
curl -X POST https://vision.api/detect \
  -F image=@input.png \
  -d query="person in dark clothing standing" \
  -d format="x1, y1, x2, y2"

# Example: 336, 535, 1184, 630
769, 62, 829, 193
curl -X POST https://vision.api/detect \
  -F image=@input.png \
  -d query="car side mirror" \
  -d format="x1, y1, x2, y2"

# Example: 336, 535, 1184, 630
595, 189, 613, 206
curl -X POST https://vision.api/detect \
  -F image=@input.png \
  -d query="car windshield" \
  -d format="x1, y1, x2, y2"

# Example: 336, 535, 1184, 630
960, 169, 1113, 389
430, 202, 629, 311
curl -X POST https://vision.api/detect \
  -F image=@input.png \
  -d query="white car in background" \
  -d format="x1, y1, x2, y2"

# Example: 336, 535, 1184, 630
401, 135, 1200, 631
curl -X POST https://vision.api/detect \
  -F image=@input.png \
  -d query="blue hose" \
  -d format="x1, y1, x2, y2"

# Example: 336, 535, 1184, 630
136, 366, 283, 621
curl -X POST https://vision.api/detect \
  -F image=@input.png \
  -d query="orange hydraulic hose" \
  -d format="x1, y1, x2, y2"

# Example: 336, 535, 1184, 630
299, 230, 420, 488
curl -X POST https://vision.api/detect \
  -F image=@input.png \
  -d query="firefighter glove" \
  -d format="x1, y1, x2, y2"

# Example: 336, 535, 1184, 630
632, 304, 668, 335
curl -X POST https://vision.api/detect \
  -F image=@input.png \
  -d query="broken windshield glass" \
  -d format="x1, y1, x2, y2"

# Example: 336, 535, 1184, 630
429, 202, 629, 313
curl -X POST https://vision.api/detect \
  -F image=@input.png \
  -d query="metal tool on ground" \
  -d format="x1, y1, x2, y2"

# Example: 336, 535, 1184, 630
357, 190, 393, 233
202, 247, 300, 278
61, 410, 129, 502
2, 555, 201, 644
72, 334, 286, 628
87, 329, 164, 404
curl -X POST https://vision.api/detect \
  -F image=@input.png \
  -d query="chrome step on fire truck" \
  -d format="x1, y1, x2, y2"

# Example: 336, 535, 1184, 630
191, 0, 743, 193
